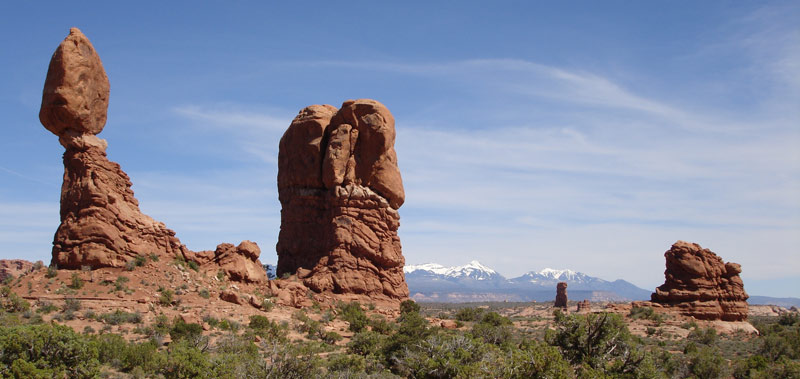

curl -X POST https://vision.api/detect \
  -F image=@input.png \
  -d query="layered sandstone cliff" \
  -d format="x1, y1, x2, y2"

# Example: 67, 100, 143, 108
651, 241, 748, 321
275, 100, 408, 300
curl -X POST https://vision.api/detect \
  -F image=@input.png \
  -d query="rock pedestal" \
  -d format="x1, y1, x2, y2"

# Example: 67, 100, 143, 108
40, 28, 188, 269
651, 241, 749, 321
39, 29, 267, 285
276, 99, 408, 300
555, 281, 568, 308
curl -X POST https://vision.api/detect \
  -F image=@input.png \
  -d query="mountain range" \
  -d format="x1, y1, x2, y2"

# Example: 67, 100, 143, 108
403, 261, 652, 303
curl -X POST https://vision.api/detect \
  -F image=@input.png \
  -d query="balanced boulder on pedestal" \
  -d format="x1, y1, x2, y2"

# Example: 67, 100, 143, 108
40, 28, 188, 269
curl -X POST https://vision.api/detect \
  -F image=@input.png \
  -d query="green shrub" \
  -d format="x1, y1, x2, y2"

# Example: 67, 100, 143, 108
471, 311, 514, 346
327, 353, 366, 374
369, 315, 395, 335
99, 310, 143, 325
68, 272, 84, 289
115, 276, 130, 291
455, 307, 485, 322
400, 299, 420, 315
161, 340, 212, 379
322, 331, 343, 344
45, 265, 58, 278
62, 297, 81, 312
629, 306, 664, 324
546, 312, 645, 375
393, 333, 498, 378
36, 301, 57, 314
688, 346, 727, 379
159, 289, 174, 306
338, 302, 369, 333
198, 288, 210, 299
1, 286, 30, 313
348, 330, 385, 356
503, 340, 573, 378
170, 318, 205, 348
293, 310, 323, 339
248, 315, 287, 342
688, 327, 719, 346
0, 323, 99, 378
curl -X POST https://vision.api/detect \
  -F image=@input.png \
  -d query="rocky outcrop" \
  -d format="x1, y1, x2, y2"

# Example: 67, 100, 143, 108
651, 241, 748, 321
40, 28, 189, 269
576, 299, 590, 312
555, 282, 568, 308
275, 99, 408, 300
0, 260, 36, 282
186, 241, 267, 284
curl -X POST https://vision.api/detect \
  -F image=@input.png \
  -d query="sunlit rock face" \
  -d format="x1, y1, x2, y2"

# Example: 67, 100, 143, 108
651, 241, 749, 321
40, 28, 189, 269
276, 99, 408, 300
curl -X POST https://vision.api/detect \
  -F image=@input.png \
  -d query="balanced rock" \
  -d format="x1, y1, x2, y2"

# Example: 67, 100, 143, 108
555, 281, 568, 308
651, 241, 748, 321
275, 99, 408, 300
40, 29, 188, 269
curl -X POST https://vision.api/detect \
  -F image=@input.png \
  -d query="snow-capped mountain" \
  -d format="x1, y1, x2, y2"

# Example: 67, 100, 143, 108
404, 261, 651, 302
511, 268, 598, 285
404, 260, 501, 281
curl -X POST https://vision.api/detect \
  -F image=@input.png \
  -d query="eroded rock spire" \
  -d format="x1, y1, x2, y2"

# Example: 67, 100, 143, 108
275, 99, 408, 300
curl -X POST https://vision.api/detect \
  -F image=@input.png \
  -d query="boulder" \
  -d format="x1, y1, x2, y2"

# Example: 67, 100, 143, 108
212, 241, 268, 284
651, 241, 749, 321
276, 100, 408, 301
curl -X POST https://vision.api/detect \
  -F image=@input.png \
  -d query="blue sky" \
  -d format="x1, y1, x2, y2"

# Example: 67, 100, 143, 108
1, 1, 798, 297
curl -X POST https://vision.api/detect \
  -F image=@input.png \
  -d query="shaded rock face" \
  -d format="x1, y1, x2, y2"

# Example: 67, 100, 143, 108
555, 282, 568, 308
276, 99, 408, 300
40, 28, 187, 269
651, 241, 748, 321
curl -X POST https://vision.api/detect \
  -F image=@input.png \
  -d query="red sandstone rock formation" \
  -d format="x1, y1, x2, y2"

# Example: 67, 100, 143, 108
186, 241, 267, 284
576, 299, 590, 312
555, 281, 568, 308
39, 29, 268, 286
0, 260, 36, 282
651, 241, 748, 321
40, 28, 189, 269
275, 99, 408, 300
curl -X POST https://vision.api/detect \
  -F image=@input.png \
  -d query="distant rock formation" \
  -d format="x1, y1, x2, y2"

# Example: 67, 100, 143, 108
651, 241, 748, 321
0, 260, 36, 282
576, 299, 590, 312
275, 100, 408, 300
39, 29, 267, 284
555, 282, 568, 308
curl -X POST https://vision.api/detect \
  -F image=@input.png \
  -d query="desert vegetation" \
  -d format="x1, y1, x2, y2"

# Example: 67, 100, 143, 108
1, 290, 798, 378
